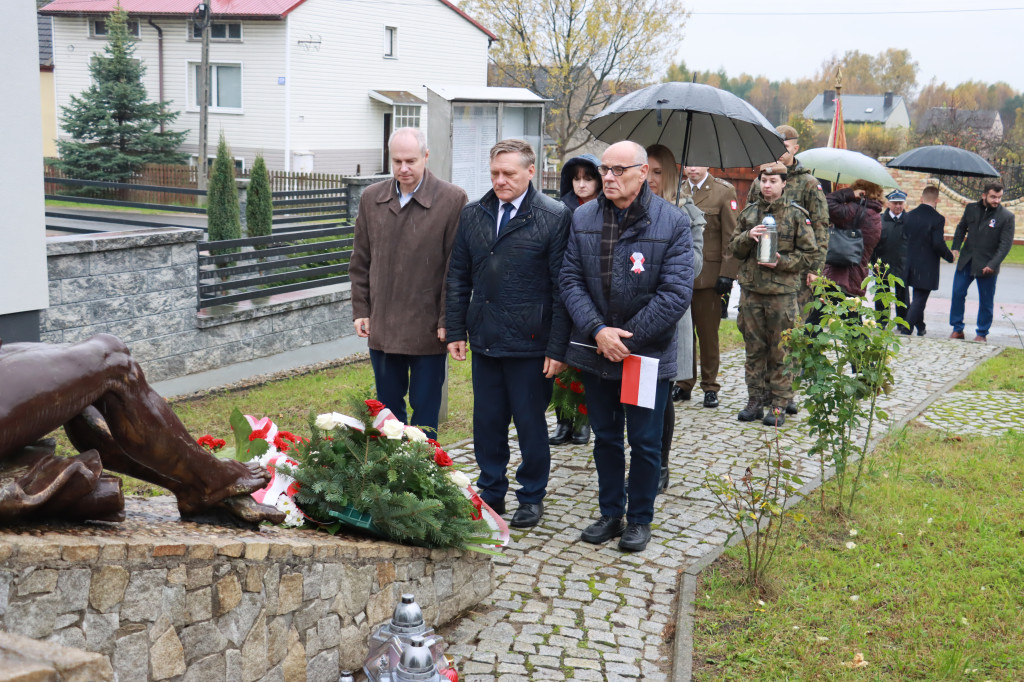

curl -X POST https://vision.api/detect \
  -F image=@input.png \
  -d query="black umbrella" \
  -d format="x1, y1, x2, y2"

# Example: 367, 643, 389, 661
586, 82, 786, 201
886, 145, 1000, 178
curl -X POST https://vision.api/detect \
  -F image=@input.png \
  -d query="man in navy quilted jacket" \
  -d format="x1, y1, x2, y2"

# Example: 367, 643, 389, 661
446, 139, 573, 530
560, 141, 694, 552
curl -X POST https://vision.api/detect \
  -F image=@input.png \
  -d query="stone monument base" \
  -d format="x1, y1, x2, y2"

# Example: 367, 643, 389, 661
0, 496, 494, 682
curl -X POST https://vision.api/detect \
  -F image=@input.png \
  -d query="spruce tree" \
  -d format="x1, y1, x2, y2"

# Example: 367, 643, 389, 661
56, 6, 187, 181
207, 133, 241, 245
246, 155, 273, 242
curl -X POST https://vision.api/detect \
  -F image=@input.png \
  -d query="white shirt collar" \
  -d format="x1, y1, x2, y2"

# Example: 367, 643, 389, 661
689, 173, 709, 192
496, 190, 528, 233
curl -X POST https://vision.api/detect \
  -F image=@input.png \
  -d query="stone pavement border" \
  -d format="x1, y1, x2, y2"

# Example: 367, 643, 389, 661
670, 340, 1003, 681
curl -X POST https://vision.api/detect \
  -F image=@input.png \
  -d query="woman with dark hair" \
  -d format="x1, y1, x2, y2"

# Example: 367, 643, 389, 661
549, 154, 602, 447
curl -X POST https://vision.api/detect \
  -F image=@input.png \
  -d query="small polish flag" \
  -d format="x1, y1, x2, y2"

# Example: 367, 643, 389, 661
620, 354, 660, 408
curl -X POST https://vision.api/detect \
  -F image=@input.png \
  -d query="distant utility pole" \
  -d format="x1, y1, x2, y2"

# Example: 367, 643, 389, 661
194, 3, 211, 193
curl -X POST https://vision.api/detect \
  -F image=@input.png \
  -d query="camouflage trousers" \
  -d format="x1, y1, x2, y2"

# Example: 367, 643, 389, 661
736, 290, 799, 408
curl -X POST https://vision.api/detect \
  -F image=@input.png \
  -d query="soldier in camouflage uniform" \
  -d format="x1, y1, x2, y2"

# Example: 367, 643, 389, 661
730, 163, 818, 427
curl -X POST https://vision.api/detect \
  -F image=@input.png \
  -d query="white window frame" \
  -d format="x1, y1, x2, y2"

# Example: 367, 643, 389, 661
90, 18, 141, 38
188, 20, 243, 42
384, 26, 397, 59
393, 105, 421, 129
190, 154, 245, 174
186, 61, 244, 114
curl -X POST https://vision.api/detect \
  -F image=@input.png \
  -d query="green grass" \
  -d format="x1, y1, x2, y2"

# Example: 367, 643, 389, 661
45, 199, 186, 215
946, 240, 1024, 266
692, 357, 1024, 680
953, 347, 1024, 392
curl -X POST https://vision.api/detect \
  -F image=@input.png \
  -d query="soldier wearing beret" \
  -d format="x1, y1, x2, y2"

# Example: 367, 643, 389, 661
730, 163, 818, 427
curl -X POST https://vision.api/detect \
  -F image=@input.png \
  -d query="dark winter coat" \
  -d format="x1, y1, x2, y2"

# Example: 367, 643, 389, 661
560, 183, 694, 380
951, 200, 1016, 277
558, 154, 602, 212
445, 184, 572, 360
823, 188, 882, 296
875, 209, 909, 279
903, 203, 953, 291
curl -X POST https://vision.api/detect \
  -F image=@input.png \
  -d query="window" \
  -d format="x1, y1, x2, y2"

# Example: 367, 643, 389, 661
190, 63, 243, 112
90, 19, 140, 38
191, 155, 245, 173
393, 105, 420, 129
190, 21, 243, 41
384, 26, 397, 58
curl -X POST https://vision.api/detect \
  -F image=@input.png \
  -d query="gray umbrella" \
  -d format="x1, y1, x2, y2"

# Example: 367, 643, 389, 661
586, 81, 786, 173
886, 144, 1000, 178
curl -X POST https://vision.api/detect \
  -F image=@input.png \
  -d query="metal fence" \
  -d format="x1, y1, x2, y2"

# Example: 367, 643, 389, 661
940, 159, 1024, 202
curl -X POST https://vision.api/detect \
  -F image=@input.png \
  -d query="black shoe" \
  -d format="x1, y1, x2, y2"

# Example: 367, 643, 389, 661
509, 502, 543, 528
581, 515, 626, 544
548, 419, 572, 445
917, 329, 927, 337
763, 407, 786, 427
671, 385, 692, 402
482, 497, 506, 515
702, 391, 719, 408
785, 398, 798, 415
618, 523, 652, 552
737, 397, 764, 422
657, 465, 669, 494
571, 423, 591, 445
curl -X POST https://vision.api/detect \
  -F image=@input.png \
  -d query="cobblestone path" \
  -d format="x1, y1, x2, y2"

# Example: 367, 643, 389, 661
918, 390, 1024, 437
440, 337, 998, 681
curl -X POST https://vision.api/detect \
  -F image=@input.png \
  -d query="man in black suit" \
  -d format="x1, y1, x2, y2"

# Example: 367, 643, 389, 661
902, 186, 954, 336
949, 181, 1016, 342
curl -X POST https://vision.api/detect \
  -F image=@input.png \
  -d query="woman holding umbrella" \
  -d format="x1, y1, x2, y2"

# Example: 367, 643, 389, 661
647, 143, 704, 494
548, 155, 602, 447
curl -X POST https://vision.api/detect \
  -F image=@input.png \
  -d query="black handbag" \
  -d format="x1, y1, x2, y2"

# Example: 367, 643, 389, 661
825, 204, 865, 267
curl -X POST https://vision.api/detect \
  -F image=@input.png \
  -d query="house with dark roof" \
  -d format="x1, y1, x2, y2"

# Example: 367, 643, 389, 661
919, 107, 1004, 141
802, 90, 911, 130
39, 0, 496, 174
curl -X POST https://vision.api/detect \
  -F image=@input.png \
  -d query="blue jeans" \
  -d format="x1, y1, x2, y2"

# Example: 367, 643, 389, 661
580, 372, 670, 525
949, 267, 998, 337
471, 353, 553, 506
369, 350, 447, 436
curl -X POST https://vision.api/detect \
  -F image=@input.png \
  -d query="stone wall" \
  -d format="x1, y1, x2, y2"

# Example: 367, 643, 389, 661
883, 166, 1024, 241
0, 523, 494, 681
40, 228, 354, 383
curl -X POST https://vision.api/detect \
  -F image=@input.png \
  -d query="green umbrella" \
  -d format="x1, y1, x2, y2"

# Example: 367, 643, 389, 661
796, 148, 901, 188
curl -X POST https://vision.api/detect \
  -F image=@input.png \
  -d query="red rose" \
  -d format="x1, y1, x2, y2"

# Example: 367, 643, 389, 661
434, 448, 453, 467
365, 399, 386, 416
212, 438, 226, 450
273, 434, 291, 452
277, 431, 298, 443
555, 378, 567, 389
578, 404, 587, 415
197, 434, 216, 450
569, 381, 584, 394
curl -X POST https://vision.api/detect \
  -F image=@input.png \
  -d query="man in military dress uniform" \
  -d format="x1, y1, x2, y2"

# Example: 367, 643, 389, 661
730, 163, 817, 427
677, 165, 739, 408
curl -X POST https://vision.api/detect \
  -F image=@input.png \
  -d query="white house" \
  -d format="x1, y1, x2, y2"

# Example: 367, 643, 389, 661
39, 0, 496, 174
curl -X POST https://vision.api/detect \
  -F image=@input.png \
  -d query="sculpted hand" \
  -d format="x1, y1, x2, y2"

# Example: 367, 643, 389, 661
543, 358, 567, 378
447, 341, 467, 362
354, 318, 370, 338
595, 327, 632, 363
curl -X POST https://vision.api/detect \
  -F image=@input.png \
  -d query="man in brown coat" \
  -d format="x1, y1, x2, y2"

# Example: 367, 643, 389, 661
677, 166, 739, 408
349, 127, 467, 436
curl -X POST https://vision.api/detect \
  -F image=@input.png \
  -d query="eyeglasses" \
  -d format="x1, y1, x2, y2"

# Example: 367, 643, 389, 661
597, 164, 643, 177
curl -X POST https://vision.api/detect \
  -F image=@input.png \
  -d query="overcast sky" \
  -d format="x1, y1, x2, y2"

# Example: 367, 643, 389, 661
677, 0, 1024, 94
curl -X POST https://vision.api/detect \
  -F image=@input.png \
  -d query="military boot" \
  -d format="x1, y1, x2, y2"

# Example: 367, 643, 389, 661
737, 395, 764, 422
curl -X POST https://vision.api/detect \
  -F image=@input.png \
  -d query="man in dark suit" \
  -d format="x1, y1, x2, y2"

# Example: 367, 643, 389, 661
446, 139, 572, 529
949, 181, 1016, 342
902, 186, 954, 336
874, 189, 909, 324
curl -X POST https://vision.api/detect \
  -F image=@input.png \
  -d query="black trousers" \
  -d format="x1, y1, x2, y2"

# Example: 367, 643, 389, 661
904, 287, 932, 335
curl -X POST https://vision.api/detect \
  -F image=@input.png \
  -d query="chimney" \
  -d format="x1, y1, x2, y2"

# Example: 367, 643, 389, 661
884, 91, 894, 110
824, 90, 835, 107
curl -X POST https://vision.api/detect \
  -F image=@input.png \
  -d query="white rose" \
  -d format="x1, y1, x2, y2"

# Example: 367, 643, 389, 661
315, 413, 340, 430
448, 470, 471, 488
380, 420, 406, 440
405, 426, 428, 442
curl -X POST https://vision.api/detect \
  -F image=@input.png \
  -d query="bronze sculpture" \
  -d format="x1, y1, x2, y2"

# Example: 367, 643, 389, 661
0, 334, 284, 526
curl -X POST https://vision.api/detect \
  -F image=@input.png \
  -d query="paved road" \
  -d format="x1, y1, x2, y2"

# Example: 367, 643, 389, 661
439, 337, 999, 681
